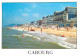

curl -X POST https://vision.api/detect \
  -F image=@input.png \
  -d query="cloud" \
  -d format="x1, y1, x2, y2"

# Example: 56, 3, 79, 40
24, 8, 31, 12
32, 13, 40, 18
22, 13, 29, 17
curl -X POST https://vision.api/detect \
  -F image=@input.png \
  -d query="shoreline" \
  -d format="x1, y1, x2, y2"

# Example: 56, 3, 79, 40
26, 27, 76, 38
10, 26, 77, 37
10, 27, 77, 48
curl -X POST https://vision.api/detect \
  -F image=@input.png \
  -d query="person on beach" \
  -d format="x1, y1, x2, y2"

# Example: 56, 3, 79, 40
57, 25, 59, 30
41, 28, 42, 33
28, 27, 29, 31
66, 26, 69, 30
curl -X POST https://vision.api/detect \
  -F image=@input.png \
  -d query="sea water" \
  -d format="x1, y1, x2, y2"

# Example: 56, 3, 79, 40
2, 27, 76, 49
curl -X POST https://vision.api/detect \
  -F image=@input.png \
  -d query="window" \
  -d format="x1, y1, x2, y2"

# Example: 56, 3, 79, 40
68, 14, 76, 20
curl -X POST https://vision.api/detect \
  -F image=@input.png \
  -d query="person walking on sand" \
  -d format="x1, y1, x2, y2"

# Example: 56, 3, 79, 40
41, 28, 42, 33
66, 26, 69, 30
57, 25, 59, 30
28, 27, 29, 31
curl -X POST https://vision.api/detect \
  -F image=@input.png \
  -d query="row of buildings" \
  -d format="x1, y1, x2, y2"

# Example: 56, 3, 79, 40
30, 7, 77, 28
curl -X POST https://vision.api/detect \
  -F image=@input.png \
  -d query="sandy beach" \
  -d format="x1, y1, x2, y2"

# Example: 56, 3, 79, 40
11, 26, 77, 46
25, 27, 76, 37
31, 27, 77, 45
11, 26, 77, 38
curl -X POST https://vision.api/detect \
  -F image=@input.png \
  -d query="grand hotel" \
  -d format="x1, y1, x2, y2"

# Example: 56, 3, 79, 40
42, 7, 77, 27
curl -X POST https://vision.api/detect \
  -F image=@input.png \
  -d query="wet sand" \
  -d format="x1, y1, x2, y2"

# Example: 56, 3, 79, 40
65, 37, 77, 44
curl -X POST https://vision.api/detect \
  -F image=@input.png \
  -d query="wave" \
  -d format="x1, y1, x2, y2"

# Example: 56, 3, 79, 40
23, 33, 33, 37
11, 28, 26, 31
23, 33, 41, 40
33, 37, 41, 40
11, 28, 77, 49
26, 31, 76, 49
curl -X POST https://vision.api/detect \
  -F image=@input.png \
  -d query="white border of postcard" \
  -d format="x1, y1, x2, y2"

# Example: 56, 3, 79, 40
0, 0, 80, 56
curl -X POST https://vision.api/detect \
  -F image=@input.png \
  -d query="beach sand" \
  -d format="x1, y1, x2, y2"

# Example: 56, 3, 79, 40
14, 27, 76, 38
26, 27, 77, 45
65, 37, 77, 44
11, 27, 77, 45
29, 27, 77, 37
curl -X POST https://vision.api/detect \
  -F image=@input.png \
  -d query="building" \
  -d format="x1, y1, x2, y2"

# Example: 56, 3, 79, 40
42, 7, 77, 27
37, 20, 42, 27
31, 21, 35, 25
53, 7, 77, 27
47, 15, 54, 25
42, 17, 47, 27
30, 21, 37, 27
42, 15, 55, 27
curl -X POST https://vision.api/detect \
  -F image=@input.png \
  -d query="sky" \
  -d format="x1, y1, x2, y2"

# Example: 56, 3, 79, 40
2, 2, 77, 26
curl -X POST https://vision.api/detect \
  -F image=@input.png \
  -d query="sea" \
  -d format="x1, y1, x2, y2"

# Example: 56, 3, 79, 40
2, 27, 76, 49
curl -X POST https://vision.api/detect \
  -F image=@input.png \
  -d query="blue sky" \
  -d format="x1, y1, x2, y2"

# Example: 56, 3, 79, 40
2, 2, 77, 26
